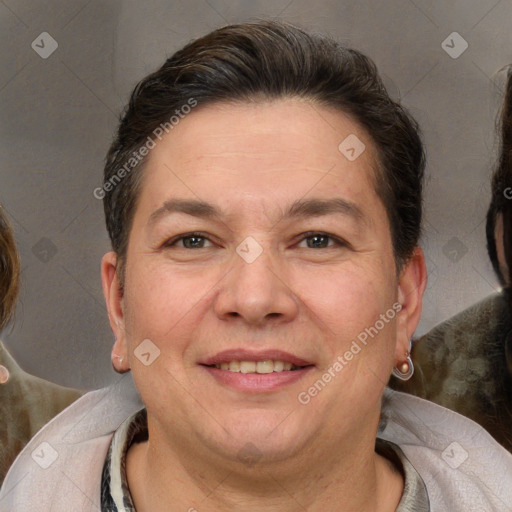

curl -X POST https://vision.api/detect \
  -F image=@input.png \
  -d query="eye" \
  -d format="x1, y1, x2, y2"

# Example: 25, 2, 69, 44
164, 232, 213, 249
181, 235, 210, 249
297, 232, 345, 249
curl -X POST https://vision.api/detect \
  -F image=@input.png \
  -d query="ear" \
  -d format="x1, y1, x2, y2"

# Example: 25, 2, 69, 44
394, 247, 427, 364
101, 251, 130, 372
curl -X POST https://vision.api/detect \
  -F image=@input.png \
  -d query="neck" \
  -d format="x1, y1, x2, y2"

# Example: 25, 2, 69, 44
126, 423, 403, 512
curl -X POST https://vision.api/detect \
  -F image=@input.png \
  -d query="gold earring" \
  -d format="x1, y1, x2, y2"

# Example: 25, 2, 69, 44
392, 340, 414, 381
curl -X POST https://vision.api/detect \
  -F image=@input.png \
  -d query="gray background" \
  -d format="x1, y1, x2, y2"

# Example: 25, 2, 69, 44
0, 0, 509, 390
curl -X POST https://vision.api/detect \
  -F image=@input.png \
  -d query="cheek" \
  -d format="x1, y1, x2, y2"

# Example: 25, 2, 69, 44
290, 261, 399, 390
289, 264, 398, 413
122, 258, 218, 346
122, 263, 208, 402
293, 263, 396, 335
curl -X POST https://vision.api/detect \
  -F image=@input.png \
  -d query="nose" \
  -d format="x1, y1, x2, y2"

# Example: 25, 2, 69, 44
213, 241, 299, 326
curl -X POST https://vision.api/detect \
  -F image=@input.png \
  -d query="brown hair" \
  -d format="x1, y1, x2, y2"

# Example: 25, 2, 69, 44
0, 207, 20, 330
103, 20, 425, 283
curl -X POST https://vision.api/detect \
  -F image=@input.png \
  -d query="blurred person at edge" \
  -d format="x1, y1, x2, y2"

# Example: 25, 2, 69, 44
392, 67, 512, 454
0, 207, 83, 486
2, 20, 512, 512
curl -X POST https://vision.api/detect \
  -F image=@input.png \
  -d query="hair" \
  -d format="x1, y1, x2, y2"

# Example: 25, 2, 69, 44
487, 67, 512, 286
0, 207, 20, 330
103, 20, 425, 283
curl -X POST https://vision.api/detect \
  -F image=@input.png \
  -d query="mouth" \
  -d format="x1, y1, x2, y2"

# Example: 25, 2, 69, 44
199, 348, 314, 371
204, 360, 309, 373
199, 349, 315, 392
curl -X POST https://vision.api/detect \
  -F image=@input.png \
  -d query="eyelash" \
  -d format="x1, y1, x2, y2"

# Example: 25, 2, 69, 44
162, 231, 348, 250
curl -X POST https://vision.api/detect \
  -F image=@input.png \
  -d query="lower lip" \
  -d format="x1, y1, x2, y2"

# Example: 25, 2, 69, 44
201, 365, 314, 392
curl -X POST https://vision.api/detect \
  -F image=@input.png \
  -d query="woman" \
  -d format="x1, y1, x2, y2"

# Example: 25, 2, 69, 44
0, 207, 83, 485
1, 20, 511, 511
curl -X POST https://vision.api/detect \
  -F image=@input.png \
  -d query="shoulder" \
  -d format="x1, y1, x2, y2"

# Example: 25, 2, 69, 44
380, 388, 512, 512
0, 374, 143, 512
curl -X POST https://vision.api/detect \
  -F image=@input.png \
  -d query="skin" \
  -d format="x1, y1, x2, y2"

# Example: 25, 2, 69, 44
102, 98, 426, 511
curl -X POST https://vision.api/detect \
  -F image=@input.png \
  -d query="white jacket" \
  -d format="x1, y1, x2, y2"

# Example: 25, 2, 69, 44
0, 374, 511, 511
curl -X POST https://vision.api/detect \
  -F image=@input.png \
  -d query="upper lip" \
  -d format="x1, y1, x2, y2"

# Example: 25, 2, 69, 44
199, 349, 314, 367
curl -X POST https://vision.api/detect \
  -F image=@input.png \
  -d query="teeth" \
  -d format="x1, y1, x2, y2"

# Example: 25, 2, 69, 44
213, 360, 301, 373
240, 361, 256, 374
273, 360, 284, 372
256, 360, 274, 374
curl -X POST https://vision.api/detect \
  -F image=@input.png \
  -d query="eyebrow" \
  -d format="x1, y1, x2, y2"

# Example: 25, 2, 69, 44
147, 197, 366, 226
285, 198, 365, 223
148, 199, 221, 226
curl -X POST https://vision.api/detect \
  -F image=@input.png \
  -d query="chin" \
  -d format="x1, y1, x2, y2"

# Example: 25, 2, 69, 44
211, 411, 311, 456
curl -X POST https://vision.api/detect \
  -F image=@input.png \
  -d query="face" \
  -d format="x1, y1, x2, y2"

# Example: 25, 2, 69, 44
102, 99, 425, 465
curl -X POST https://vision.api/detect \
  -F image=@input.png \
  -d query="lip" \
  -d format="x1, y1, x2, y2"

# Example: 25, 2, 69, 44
199, 348, 315, 393
201, 365, 314, 393
199, 348, 314, 367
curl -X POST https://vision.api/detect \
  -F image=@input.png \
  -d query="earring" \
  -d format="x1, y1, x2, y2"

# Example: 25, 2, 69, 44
392, 340, 414, 381
112, 353, 128, 374
0, 364, 10, 384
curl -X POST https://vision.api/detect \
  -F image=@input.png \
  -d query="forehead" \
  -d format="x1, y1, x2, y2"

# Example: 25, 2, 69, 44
136, 99, 383, 222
